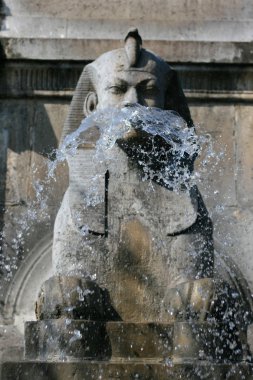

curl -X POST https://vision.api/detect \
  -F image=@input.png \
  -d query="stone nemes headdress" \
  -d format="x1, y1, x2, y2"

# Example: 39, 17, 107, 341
61, 28, 192, 142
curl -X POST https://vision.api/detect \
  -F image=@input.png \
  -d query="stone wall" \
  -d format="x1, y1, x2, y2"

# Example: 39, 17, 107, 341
1, 0, 253, 43
1, 0, 253, 361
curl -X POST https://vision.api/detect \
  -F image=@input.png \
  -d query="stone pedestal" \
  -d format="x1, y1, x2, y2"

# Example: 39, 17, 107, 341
2, 361, 253, 380
3, 274, 252, 379
23, 320, 250, 363
2, 319, 253, 379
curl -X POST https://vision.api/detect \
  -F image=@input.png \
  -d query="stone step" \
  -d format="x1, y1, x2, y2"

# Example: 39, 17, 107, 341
25, 320, 173, 361
24, 320, 248, 363
2, 360, 253, 380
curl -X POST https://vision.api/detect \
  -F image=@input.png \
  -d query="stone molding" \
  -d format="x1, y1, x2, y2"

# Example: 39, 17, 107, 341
1, 17, 253, 42
1, 37, 253, 63
1, 61, 253, 101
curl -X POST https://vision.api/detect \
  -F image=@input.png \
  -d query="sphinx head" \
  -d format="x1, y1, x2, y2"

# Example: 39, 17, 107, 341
62, 28, 192, 140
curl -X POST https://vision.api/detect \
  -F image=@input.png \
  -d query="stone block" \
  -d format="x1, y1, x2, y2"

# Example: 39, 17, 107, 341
234, 105, 253, 208
27, 101, 69, 206
25, 320, 175, 361
2, 15, 67, 39
4, 0, 253, 22
0, 99, 68, 301
24, 319, 247, 363
0, 100, 33, 205
173, 322, 245, 363
2, 361, 253, 380
25, 320, 111, 361
191, 105, 236, 209
0, 325, 23, 363
35, 276, 119, 321
105, 322, 174, 360
2, 37, 253, 62
213, 207, 253, 292
189, 105, 253, 297
0, 99, 69, 207
1, 17, 253, 43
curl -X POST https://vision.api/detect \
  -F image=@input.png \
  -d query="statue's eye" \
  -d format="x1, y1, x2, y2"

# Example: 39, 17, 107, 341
138, 83, 158, 97
143, 86, 157, 95
108, 85, 127, 95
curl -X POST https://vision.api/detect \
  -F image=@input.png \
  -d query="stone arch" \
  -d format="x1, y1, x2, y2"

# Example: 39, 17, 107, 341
3, 233, 53, 333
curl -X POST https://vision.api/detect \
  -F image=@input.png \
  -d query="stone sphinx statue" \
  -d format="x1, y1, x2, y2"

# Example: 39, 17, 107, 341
33, 29, 252, 369
46, 28, 214, 323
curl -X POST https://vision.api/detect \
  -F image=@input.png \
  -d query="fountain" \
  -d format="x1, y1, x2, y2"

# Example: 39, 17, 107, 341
2, 28, 253, 379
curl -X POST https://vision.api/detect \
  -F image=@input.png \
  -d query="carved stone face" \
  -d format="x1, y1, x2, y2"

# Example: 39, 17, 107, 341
94, 65, 167, 109
61, 28, 192, 141
85, 42, 171, 114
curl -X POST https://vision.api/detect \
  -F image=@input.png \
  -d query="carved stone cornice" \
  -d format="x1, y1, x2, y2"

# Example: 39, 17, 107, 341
1, 61, 253, 102
1, 37, 253, 63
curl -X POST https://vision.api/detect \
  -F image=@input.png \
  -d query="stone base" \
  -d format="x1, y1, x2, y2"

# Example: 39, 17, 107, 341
24, 320, 249, 363
2, 361, 253, 380
25, 320, 174, 361
2, 319, 253, 379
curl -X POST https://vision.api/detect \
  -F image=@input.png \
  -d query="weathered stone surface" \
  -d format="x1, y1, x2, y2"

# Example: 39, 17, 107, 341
234, 105, 253, 208
2, 37, 253, 63
0, 100, 68, 207
0, 101, 32, 206
4, 0, 253, 21
106, 322, 174, 361
2, 62, 253, 99
25, 320, 174, 361
2, 361, 253, 380
190, 104, 253, 295
35, 276, 119, 321
213, 207, 253, 292
0, 325, 23, 364
27, 102, 69, 206
173, 322, 245, 363
2, 0, 253, 62
0, 99, 69, 314
191, 105, 236, 209
2, 17, 253, 43
2, 0, 253, 46
25, 320, 111, 361
24, 319, 248, 363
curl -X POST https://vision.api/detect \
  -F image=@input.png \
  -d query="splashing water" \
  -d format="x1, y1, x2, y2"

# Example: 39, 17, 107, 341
1, 105, 223, 281
48, 105, 208, 191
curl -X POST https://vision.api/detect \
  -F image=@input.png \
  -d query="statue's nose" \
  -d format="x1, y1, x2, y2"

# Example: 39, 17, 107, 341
123, 87, 138, 106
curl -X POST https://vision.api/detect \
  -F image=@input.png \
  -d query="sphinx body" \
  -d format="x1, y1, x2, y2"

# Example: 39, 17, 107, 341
50, 30, 214, 322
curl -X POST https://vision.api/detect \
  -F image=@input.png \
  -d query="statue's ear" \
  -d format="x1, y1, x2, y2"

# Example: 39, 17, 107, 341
61, 64, 95, 144
83, 92, 98, 116
165, 69, 193, 127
